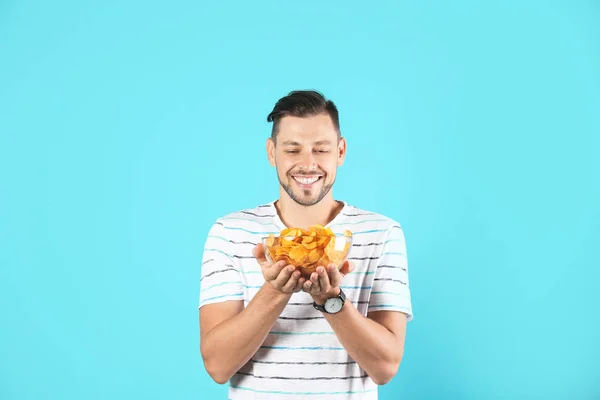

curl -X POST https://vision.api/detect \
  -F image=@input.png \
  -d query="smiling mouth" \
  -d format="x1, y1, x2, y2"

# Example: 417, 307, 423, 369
292, 176, 322, 186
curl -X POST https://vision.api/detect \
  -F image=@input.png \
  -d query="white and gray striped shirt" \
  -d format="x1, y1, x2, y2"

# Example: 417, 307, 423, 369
199, 200, 413, 400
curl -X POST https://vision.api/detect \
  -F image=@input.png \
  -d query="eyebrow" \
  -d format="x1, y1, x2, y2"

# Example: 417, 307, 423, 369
281, 140, 332, 146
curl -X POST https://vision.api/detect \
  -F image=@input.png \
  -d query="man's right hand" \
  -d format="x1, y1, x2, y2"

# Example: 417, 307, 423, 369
201, 244, 308, 384
253, 244, 306, 293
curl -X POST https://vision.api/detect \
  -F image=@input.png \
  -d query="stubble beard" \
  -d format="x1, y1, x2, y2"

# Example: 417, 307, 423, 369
278, 171, 335, 207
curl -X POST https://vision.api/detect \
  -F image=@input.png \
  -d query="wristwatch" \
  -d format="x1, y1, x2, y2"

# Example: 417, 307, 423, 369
313, 289, 346, 314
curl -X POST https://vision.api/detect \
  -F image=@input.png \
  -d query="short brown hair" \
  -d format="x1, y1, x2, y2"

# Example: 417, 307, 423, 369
267, 90, 340, 142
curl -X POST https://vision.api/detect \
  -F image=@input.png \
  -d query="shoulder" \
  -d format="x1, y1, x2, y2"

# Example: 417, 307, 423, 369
206, 201, 278, 238
215, 201, 277, 222
341, 202, 403, 233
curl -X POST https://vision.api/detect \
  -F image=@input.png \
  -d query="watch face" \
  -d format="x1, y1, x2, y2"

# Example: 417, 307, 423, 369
325, 297, 343, 313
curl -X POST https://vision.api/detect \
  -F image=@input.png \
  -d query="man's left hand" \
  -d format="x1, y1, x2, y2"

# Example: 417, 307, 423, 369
302, 261, 354, 304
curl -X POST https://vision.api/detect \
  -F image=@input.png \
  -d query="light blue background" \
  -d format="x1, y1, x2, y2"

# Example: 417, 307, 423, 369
1, 1, 599, 399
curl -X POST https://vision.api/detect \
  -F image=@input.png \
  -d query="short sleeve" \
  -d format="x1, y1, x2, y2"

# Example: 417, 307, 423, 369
198, 220, 245, 308
368, 224, 413, 321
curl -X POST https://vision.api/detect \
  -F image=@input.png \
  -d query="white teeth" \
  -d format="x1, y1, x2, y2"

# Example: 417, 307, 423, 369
294, 176, 319, 185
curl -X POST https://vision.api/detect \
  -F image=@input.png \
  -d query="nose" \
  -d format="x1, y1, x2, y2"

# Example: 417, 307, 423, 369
298, 150, 317, 170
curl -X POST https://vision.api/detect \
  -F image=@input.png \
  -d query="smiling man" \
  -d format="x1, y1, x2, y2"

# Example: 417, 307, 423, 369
199, 90, 414, 399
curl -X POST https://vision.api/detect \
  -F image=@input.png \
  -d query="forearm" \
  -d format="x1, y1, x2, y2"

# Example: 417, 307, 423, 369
201, 283, 291, 383
322, 301, 403, 385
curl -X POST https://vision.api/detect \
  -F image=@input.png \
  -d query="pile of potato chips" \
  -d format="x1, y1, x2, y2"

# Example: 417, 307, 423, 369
264, 225, 352, 276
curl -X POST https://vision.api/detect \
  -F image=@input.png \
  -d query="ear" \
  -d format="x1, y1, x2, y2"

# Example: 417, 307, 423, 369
337, 136, 347, 167
266, 137, 276, 167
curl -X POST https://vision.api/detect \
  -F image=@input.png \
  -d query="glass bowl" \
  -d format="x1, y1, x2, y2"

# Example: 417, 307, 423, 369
262, 234, 352, 277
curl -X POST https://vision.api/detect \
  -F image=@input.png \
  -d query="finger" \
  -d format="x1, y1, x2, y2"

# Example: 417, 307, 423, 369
263, 260, 289, 281
317, 266, 331, 292
254, 244, 269, 268
328, 264, 343, 288
339, 261, 353, 276
303, 279, 313, 292
293, 277, 306, 292
282, 270, 301, 292
274, 265, 296, 288
309, 272, 321, 294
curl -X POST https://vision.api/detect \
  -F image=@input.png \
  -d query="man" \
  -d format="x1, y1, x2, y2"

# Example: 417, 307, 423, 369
199, 90, 413, 399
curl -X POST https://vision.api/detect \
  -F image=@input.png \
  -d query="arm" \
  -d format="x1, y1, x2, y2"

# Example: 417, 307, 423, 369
320, 299, 407, 385
199, 244, 306, 384
305, 266, 407, 385
200, 282, 292, 384
303, 224, 413, 385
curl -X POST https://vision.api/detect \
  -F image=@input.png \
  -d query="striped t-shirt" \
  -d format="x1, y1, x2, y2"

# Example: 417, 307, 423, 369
199, 200, 413, 400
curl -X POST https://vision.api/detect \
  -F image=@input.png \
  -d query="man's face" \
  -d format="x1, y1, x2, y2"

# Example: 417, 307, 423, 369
267, 113, 346, 207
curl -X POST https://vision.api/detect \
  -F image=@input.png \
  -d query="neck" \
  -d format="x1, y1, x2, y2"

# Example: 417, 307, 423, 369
275, 192, 344, 229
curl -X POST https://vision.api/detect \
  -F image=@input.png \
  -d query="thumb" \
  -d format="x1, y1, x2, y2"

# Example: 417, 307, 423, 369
254, 243, 269, 267
339, 260, 353, 276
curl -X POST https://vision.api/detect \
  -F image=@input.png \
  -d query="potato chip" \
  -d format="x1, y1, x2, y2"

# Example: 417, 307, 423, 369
308, 248, 320, 262
263, 224, 353, 277
266, 234, 275, 247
